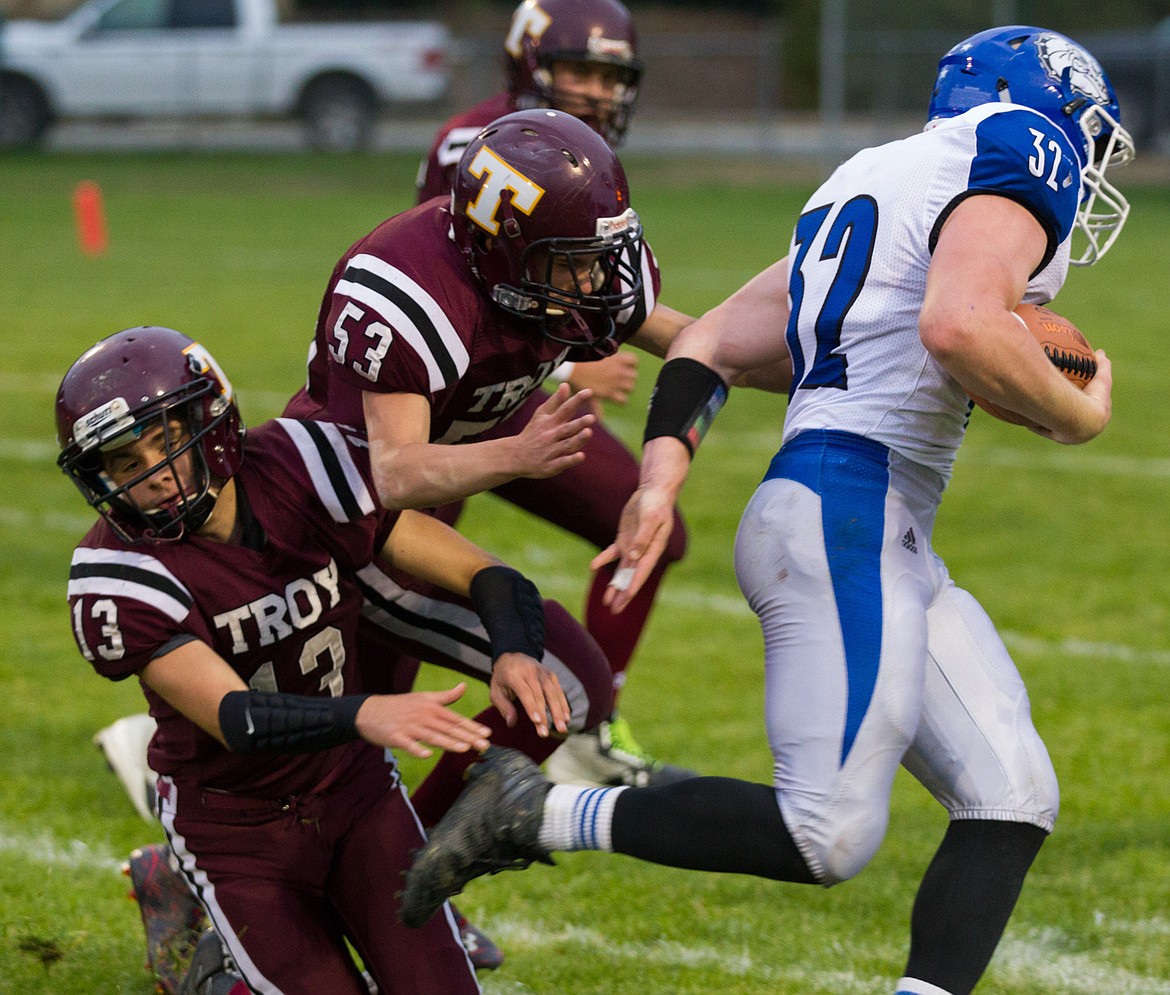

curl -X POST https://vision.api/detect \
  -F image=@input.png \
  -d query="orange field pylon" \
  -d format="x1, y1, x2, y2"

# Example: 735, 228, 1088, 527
73, 180, 109, 257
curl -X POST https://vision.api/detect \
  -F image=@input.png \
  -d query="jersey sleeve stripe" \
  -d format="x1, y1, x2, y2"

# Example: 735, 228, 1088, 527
276, 419, 376, 523
334, 277, 452, 393
355, 564, 493, 667
337, 253, 469, 392
68, 550, 192, 621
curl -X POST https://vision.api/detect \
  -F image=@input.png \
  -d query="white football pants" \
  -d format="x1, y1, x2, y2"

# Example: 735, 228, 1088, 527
734, 429, 1058, 885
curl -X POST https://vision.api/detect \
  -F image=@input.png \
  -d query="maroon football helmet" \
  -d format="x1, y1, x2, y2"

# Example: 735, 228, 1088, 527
56, 326, 244, 543
504, 0, 642, 145
452, 108, 643, 350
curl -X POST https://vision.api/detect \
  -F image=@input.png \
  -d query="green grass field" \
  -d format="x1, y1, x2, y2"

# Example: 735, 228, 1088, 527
1, 150, 1168, 994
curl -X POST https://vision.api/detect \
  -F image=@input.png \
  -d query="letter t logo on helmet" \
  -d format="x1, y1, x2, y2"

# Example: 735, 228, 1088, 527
504, 1, 552, 60
451, 109, 644, 349
464, 146, 546, 236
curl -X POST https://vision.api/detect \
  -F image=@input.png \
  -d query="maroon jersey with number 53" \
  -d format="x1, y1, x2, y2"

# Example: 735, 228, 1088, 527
284, 199, 661, 441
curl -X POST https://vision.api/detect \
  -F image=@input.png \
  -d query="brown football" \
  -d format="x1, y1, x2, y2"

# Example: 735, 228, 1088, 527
969, 303, 1096, 423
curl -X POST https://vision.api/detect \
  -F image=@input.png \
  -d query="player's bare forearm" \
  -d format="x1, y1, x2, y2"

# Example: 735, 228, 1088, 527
666, 258, 792, 380
369, 385, 596, 510
371, 439, 525, 509
381, 509, 502, 593
731, 355, 794, 393
626, 303, 696, 358
922, 195, 1112, 443
141, 640, 250, 748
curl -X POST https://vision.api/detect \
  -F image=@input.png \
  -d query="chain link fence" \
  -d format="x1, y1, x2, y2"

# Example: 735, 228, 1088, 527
8, 12, 1168, 167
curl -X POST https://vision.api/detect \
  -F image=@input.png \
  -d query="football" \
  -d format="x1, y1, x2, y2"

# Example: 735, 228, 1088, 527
968, 303, 1097, 422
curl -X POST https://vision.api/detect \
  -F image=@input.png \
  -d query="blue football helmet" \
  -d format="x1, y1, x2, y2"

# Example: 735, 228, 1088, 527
928, 26, 1135, 265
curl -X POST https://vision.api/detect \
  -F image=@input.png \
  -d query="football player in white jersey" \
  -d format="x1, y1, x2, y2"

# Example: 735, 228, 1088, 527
396, 27, 1134, 995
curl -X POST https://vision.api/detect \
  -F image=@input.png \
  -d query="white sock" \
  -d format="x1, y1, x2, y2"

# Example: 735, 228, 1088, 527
895, 979, 954, 995
538, 785, 628, 852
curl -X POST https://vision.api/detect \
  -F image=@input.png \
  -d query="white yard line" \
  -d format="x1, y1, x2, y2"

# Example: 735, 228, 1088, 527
0, 382, 292, 413
6, 403, 1170, 474
0, 506, 94, 532
967, 446, 1170, 479
996, 929, 1170, 994
0, 438, 57, 460
454, 919, 879, 993
478, 918, 1170, 994
1002, 631, 1170, 667
0, 825, 125, 874
2, 825, 1165, 993
0, 372, 60, 392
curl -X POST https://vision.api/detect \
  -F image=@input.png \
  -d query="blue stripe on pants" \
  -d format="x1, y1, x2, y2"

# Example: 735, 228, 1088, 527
764, 430, 890, 764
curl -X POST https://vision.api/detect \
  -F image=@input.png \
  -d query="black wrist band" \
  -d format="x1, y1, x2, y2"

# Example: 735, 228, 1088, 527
469, 565, 545, 664
218, 690, 370, 754
643, 357, 728, 456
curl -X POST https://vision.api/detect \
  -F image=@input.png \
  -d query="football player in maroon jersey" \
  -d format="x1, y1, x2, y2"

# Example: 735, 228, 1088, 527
306, 103, 699, 792
59, 326, 613, 994
411, 0, 693, 788
417, 0, 641, 201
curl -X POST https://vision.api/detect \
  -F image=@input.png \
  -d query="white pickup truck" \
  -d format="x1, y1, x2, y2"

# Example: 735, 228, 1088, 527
0, 0, 450, 151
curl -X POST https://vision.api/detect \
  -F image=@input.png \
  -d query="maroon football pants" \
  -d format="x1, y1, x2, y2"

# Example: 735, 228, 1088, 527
160, 744, 479, 995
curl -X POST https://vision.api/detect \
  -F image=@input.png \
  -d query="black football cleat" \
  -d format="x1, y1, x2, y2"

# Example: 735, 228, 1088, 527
401, 746, 554, 928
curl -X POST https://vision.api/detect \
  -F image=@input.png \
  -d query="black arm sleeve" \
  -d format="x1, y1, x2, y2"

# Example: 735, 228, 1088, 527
469, 565, 545, 664
643, 357, 729, 456
218, 690, 370, 754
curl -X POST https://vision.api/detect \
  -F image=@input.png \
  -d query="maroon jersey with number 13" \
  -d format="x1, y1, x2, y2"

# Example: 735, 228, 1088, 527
66, 419, 396, 798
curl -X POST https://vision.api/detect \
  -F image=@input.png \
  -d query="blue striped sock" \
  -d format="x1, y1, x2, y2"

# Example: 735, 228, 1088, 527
538, 784, 629, 852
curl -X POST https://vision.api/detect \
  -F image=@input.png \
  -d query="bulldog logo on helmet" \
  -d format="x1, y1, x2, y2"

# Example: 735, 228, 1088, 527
1035, 32, 1111, 106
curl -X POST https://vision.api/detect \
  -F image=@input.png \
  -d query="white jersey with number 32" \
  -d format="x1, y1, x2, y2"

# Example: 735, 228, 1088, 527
781, 103, 1081, 481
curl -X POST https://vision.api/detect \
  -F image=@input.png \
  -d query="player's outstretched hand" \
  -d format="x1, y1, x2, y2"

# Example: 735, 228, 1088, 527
590, 483, 677, 615
567, 351, 639, 407
514, 382, 595, 478
355, 683, 492, 758
590, 436, 692, 613
489, 654, 571, 738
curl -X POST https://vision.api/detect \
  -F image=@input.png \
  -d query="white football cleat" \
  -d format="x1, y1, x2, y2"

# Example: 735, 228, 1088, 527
544, 712, 698, 788
94, 712, 159, 822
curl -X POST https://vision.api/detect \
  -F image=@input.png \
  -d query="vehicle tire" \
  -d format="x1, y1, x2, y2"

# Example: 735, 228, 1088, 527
300, 75, 376, 152
0, 75, 52, 150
